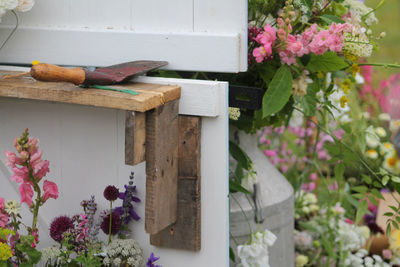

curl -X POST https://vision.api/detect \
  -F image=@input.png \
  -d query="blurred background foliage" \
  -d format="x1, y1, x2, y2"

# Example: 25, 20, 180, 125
365, 0, 400, 84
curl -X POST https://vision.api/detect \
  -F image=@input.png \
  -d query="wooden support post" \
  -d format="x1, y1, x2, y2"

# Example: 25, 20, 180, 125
125, 111, 146, 165
150, 115, 201, 251
145, 100, 179, 234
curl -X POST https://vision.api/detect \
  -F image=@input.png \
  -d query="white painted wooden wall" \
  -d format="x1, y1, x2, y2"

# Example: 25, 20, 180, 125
0, 73, 229, 266
0, 0, 247, 72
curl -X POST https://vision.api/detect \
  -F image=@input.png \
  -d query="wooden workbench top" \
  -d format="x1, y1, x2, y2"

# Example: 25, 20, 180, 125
0, 71, 181, 112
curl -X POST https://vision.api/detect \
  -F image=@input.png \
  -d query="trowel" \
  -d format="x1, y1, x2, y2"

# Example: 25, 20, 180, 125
30, 60, 168, 86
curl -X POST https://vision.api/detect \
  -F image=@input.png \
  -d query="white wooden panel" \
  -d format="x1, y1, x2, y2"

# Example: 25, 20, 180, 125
0, 82, 229, 266
131, 0, 193, 32
0, 0, 247, 72
134, 76, 222, 117
0, 26, 240, 72
194, 0, 248, 72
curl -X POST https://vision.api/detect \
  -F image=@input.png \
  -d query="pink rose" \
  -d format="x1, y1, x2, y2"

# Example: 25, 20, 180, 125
19, 183, 34, 206
42, 180, 59, 202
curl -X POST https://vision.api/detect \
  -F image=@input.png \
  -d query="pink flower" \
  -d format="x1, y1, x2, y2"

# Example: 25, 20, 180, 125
19, 151, 29, 161
42, 180, 59, 202
33, 160, 50, 181
0, 213, 8, 228
30, 150, 42, 166
279, 50, 297, 65
382, 249, 392, 260
5, 150, 21, 167
0, 198, 4, 210
11, 166, 29, 183
19, 183, 34, 206
344, 217, 354, 224
253, 46, 267, 63
256, 24, 276, 45
264, 149, 277, 157
286, 34, 303, 55
27, 138, 38, 154
327, 34, 344, 52
310, 173, 318, 181
301, 182, 316, 192
329, 181, 338, 190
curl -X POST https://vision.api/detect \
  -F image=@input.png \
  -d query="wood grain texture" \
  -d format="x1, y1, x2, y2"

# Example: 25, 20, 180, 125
145, 100, 179, 234
125, 111, 146, 166
150, 116, 201, 251
0, 71, 180, 112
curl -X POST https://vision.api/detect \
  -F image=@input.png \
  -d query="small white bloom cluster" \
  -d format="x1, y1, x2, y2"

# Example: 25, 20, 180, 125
343, 0, 378, 26
41, 246, 61, 264
344, 249, 390, 267
236, 229, 277, 267
294, 231, 313, 251
229, 107, 241, 121
4, 200, 20, 215
103, 239, 144, 267
343, 30, 373, 58
0, 0, 34, 21
292, 71, 312, 96
336, 220, 369, 251
295, 190, 319, 217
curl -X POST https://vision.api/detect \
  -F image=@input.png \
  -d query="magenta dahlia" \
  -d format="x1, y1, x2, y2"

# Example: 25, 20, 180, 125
103, 185, 119, 201
50, 216, 74, 242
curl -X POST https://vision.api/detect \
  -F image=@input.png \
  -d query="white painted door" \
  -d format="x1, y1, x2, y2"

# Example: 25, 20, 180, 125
0, 0, 247, 72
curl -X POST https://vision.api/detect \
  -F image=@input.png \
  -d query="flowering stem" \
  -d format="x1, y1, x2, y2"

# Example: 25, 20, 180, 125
358, 63, 400, 69
108, 201, 112, 244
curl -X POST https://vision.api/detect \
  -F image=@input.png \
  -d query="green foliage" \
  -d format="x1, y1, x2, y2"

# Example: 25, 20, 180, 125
319, 14, 345, 24
262, 65, 293, 118
15, 235, 42, 266
306, 52, 349, 73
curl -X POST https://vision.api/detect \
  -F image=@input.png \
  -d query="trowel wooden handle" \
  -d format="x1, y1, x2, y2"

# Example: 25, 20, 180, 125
30, 63, 86, 85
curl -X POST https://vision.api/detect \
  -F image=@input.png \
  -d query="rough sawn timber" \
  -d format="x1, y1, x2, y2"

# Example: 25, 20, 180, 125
145, 100, 179, 234
150, 115, 201, 251
125, 111, 146, 165
0, 71, 180, 112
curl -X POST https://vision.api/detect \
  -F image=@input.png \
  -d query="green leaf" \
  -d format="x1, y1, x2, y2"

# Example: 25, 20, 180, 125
389, 205, 399, 212
320, 14, 345, 24
229, 179, 251, 194
367, 195, 378, 206
384, 212, 394, 217
307, 52, 349, 73
229, 141, 252, 171
352, 185, 367, 193
334, 163, 345, 180
371, 188, 385, 200
230, 246, 236, 262
262, 65, 293, 118
392, 176, 400, 183
355, 200, 368, 224
362, 175, 372, 185
382, 176, 390, 186
393, 220, 400, 230
387, 223, 392, 237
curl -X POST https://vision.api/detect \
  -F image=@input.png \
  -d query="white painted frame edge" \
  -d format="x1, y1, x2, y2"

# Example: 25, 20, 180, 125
0, 26, 243, 73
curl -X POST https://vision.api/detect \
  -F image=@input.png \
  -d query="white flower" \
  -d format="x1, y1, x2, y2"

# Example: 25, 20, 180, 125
303, 192, 317, 205
382, 153, 400, 174
336, 220, 367, 251
296, 254, 308, 267
4, 200, 20, 215
229, 107, 241, 120
0, 0, 17, 10
366, 149, 378, 159
374, 127, 387, 138
366, 126, 380, 148
292, 72, 311, 96
378, 113, 391, 121
16, 0, 34, 12
380, 142, 394, 155
237, 230, 276, 267
390, 120, 400, 133
294, 231, 313, 251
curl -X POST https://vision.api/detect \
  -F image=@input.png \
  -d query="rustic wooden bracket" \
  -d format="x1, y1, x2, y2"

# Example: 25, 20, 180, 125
125, 111, 146, 165
150, 115, 201, 251
145, 100, 179, 234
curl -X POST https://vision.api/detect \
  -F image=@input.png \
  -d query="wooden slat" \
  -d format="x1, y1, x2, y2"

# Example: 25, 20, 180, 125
125, 111, 146, 165
145, 100, 179, 234
150, 115, 201, 251
0, 71, 180, 112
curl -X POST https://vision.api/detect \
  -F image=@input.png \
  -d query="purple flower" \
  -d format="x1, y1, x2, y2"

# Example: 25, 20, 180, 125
115, 184, 141, 224
100, 211, 122, 235
147, 253, 161, 267
50, 216, 74, 242
103, 185, 119, 201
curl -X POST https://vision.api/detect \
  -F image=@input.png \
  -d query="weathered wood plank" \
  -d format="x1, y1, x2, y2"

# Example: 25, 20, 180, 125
125, 111, 146, 166
0, 71, 181, 112
145, 100, 179, 234
150, 115, 201, 251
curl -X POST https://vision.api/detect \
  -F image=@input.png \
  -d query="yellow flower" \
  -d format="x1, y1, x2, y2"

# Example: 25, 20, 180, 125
341, 79, 352, 94
366, 149, 378, 159
390, 229, 400, 254
350, 64, 360, 77
296, 254, 309, 267
0, 242, 12, 261
31, 60, 40, 66
340, 95, 348, 108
